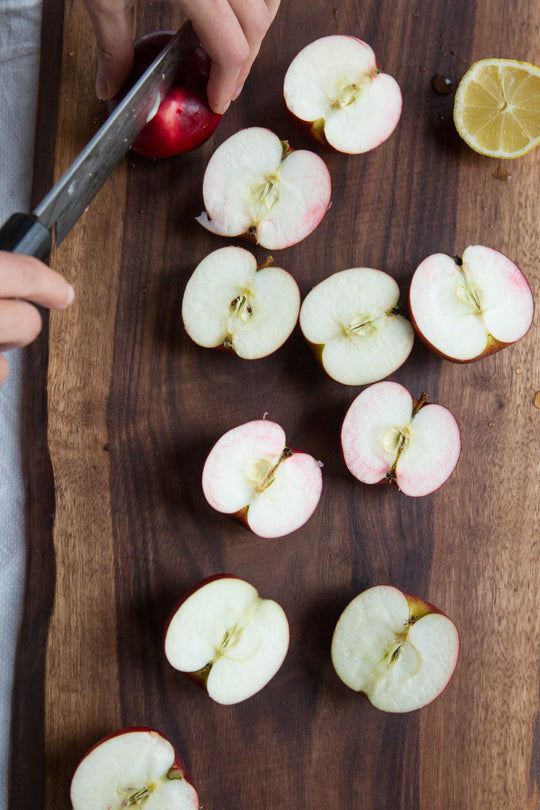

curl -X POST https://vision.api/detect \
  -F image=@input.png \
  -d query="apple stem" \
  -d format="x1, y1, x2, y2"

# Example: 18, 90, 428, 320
247, 447, 293, 493
258, 255, 274, 270
412, 391, 429, 416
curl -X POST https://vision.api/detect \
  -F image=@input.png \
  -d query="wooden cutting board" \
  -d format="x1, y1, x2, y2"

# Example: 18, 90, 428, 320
11, 0, 540, 807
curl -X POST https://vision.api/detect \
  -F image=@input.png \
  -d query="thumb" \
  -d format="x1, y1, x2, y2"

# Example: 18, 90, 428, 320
82, 0, 134, 100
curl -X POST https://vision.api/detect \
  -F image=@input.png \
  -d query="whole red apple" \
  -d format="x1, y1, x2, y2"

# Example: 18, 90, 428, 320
109, 30, 222, 159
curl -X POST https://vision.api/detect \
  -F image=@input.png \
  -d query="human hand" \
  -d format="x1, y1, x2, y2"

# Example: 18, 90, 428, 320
0, 252, 74, 385
82, 0, 281, 114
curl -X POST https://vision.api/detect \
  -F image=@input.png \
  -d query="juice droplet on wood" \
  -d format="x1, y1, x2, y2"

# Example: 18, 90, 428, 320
492, 163, 512, 181
431, 74, 455, 94
534, 391, 540, 409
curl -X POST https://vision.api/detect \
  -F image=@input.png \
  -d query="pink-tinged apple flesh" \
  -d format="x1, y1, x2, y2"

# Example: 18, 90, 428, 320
196, 127, 331, 249
164, 575, 290, 705
202, 419, 323, 538
341, 381, 461, 496
70, 727, 199, 810
409, 245, 535, 362
299, 267, 414, 385
181, 246, 300, 358
283, 35, 402, 154
331, 585, 460, 712
109, 30, 221, 159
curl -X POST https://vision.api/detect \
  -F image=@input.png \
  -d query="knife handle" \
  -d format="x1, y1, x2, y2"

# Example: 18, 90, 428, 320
0, 213, 52, 261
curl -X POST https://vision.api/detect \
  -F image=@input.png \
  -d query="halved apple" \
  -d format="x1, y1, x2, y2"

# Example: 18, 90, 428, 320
284, 35, 402, 154
341, 381, 461, 496
70, 727, 199, 809
196, 127, 331, 249
164, 575, 289, 705
181, 246, 300, 358
202, 418, 323, 538
409, 245, 535, 362
331, 585, 460, 712
299, 267, 414, 385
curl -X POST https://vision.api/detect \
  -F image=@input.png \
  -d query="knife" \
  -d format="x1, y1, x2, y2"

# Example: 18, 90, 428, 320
0, 21, 198, 261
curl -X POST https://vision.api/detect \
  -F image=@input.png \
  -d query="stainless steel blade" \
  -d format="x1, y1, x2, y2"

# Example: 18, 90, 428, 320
33, 21, 197, 246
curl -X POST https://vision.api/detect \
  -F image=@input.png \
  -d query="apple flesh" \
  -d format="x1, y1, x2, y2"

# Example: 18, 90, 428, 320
409, 245, 535, 362
283, 35, 402, 154
331, 585, 460, 712
202, 419, 323, 538
109, 29, 221, 159
299, 267, 414, 385
196, 127, 331, 249
70, 726, 199, 809
341, 381, 461, 496
181, 246, 300, 358
164, 575, 290, 705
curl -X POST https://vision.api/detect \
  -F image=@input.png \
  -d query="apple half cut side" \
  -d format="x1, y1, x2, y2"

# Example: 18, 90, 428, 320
409, 245, 535, 362
283, 35, 402, 154
181, 246, 300, 358
108, 28, 222, 159
299, 267, 414, 385
70, 727, 199, 810
164, 575, 290, 705
202, 419, 323, 538
341, 381, 461, 497
331, 585, 460, 712
196, 127, 332, 250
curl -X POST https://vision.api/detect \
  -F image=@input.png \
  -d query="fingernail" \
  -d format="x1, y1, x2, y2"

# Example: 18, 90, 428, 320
65, 284, 75, 307
96, 69, 110, 101
214, 98, 231, 115
232, 82, 244, 101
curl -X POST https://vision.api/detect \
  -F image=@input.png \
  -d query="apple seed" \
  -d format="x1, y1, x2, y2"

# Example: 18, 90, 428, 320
331, 74, 375, 109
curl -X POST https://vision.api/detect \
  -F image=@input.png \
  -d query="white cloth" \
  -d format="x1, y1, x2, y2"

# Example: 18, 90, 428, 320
0, 0, 43, 806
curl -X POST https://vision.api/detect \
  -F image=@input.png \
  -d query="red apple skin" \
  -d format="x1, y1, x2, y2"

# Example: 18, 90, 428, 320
409, 308, 512, 363
109, 30, 222, 159
72, 726, 198, 793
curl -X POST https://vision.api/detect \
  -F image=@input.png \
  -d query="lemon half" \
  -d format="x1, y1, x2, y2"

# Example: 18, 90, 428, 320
453, 58, 540, 158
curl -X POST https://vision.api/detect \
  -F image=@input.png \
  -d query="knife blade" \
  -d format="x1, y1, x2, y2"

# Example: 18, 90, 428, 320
0, 21, 198, 260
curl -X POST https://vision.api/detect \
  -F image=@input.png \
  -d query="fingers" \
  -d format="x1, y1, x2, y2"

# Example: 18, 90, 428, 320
82, 0, 281, 111
0, 252, 74, 310
0, 252, 74, 383
82, 0, 134, 100
0, 355, 9, 387
183, 0, 281, 113
0, 299, 44, 352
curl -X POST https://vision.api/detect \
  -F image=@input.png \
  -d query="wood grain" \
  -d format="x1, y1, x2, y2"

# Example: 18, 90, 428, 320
12, 0, 540, 808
